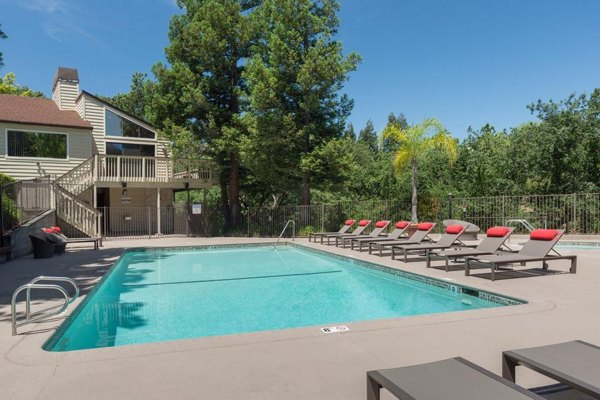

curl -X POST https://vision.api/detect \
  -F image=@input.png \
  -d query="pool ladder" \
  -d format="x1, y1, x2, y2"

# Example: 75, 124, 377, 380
11, 276, 79, 336
504, 219, 537, 232
274, 220, 295, 249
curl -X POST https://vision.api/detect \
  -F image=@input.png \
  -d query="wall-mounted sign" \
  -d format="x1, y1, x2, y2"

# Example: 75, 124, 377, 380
121, 197, 131, 204
192, 204, 202, 214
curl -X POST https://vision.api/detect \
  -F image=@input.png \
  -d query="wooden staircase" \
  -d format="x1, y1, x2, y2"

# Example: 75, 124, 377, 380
53, 157, 100, 238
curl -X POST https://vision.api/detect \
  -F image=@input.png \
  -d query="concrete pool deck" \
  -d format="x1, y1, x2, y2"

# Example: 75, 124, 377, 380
0, 236, 598, 399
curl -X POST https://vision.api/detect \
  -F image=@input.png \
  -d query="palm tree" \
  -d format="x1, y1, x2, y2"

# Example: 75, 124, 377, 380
383, 118, 457, 221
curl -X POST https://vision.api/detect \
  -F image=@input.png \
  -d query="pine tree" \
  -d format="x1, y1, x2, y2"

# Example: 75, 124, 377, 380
244, 0, 361, 205
358, 119, 378, 152
152, 0, 259, 229
382, 112, 408, 152
0, 24, 7, 68
344, 123, 356, 140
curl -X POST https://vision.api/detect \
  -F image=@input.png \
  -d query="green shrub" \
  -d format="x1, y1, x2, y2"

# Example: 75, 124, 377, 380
0, 172, 15, 186
298, 225, 315, 237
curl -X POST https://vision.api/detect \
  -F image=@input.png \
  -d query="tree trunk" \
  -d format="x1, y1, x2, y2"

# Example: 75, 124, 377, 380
229, 153, 240, 228
411, 160, 418, 222
220, 169, 232, 230
301, 171, 311, 206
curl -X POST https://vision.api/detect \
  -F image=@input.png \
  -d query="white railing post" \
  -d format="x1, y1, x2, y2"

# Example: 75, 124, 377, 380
93, 155, 98, 181
116, 156, 121, 181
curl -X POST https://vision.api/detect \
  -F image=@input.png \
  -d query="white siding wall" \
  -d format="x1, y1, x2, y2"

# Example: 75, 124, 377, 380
0, 122, 93, 180
52, 81, 79, 110
77, 94, 171, 157
77, 96, 105, 154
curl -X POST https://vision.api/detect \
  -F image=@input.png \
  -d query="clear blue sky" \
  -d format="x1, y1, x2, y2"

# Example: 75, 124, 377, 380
1, 0, 599, 139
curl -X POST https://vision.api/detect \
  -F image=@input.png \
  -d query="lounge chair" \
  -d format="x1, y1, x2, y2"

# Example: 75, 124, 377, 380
426, 226, 515, 271
443, 219, 481, 240
368, 222, 436, 256
465, 229, 577, 281
337, 220, 389, 248
48, 226, 102, 250
390, 224, 470, 262
502, 340, 600, 398
320, 220, 371, 245
309, 219, 355, 243
367, 357, 544, 400
349, 221, 410, 251
41, 228, 67, 254
29, 235, 56, 259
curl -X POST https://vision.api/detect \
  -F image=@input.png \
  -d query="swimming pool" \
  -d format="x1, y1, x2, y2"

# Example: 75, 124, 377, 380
556, 241, 600, 250
45, 244, 524, 352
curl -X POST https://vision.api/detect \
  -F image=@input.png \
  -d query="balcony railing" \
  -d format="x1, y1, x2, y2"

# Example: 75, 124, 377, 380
94, 155, 213, 184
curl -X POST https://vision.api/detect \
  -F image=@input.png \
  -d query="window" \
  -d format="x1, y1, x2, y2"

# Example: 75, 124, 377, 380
105, 109, 155, 139
106, 142, 155, 157
7, 130, 67, 159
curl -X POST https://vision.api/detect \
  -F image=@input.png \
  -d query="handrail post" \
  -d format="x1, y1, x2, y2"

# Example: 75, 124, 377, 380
274, 220, 295, 249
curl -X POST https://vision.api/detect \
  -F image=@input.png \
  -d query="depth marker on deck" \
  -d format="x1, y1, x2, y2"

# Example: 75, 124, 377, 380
321, 325, 350, 334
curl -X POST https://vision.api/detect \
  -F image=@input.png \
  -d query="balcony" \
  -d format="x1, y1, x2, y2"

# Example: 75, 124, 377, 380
93, 155, 215, 188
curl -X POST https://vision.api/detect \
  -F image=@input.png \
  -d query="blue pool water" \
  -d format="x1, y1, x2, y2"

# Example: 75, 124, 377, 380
46, 245, 519, 351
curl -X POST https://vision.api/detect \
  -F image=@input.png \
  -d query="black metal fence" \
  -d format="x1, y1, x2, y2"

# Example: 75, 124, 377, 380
247, 198, 448, 237
450, 193, 600, 234
247, 193, 600, 237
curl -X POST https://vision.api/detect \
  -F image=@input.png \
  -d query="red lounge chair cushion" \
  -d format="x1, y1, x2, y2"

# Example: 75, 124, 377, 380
487, 226, 509, 237
395, 221, 409, 229
344, 219, 355, 226
530, 229, 559, 241
446, 224, 464, 234
358, 220, 370, 227
42, 228, 54, 233
51, 226, 62, 233
374, 221, 388, 228
417, 222, 434, 231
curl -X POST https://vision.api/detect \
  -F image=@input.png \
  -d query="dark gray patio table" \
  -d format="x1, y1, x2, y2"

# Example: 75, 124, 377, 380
502, 340, 600, 399
367, 357, 543, 400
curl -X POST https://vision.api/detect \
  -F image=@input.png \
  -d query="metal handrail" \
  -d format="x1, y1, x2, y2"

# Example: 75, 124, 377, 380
505, 219, 536, 232
274, 220, 295, 249
11, 276, 79, 336
504, 218, 562, 255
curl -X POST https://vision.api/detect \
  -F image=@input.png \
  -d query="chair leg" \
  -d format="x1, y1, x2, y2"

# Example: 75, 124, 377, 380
367, 375, 381, 400
502, 354, 518, 382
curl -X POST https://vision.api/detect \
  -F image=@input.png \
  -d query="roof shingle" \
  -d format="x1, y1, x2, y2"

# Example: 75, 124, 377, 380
0, 94, 92, 130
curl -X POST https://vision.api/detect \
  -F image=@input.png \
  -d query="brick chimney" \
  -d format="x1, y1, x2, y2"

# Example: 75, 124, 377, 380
52, 67, 80, 110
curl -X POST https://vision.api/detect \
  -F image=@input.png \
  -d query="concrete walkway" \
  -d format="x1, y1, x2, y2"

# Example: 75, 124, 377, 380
0, 237, 598, 400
